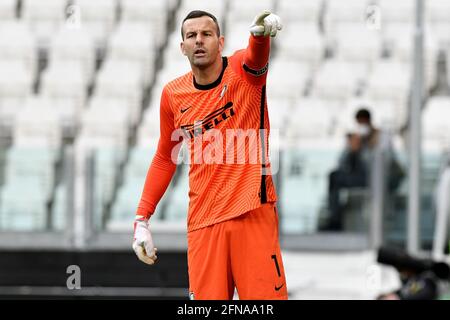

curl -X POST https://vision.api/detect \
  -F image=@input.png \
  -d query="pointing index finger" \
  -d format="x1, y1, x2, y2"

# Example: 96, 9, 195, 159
255, 10, 271, 25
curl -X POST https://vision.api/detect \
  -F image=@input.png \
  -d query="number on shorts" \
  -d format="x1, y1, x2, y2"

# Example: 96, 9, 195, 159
271, 254, 281, 277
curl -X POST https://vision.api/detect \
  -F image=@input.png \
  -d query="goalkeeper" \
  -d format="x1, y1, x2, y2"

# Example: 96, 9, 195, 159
133, 10, 287, 300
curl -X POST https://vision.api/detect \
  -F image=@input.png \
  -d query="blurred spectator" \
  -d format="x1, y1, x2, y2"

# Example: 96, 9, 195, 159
321, 108, 379, 231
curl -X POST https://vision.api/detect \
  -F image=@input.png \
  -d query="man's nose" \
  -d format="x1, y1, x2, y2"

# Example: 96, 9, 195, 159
195, 34, 204, 44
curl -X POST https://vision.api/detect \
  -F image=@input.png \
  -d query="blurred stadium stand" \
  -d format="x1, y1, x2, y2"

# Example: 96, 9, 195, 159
0, 0, 449, 299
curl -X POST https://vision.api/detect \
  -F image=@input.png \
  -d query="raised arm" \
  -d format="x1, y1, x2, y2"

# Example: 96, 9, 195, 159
229, 11, 282, 86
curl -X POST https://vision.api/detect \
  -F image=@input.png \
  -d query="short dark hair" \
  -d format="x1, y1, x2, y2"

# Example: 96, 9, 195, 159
355, 108, 371, 122
181, 10, 220, 40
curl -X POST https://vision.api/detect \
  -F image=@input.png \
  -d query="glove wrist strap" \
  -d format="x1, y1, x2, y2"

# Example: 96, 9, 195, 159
135, 215, 149, 223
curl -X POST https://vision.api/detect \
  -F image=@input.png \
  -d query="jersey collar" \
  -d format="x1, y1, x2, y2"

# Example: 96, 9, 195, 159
193, 57, 228, 90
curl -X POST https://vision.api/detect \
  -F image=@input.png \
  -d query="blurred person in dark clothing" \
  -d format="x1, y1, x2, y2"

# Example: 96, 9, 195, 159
321, 108, 379, 231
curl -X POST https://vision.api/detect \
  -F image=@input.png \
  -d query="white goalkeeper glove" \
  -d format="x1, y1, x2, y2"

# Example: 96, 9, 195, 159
249, 10, 283, 37
132, 216, 158, 265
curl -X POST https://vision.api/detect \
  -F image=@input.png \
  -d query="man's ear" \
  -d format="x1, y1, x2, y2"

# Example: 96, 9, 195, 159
180, 41, 187, 56
218, 35, 225, 54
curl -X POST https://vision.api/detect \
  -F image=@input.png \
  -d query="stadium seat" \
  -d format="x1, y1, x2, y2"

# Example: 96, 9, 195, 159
137, 101, 161, 144
4, 146, 57, 202
76, 134, 126, 164
377, 0, 416, 24
92, 148, 121, 229
22, 0, 67, 45
81, 100, 130, 151
331, 23, 382, 65
311, 59, 369, 102
158, 33, 191, 82
381, 23, 412, 59
223, 21, 253, 55
164, 32, 186, 61
72, 0, 118, 46
120, 145, 156, 188
429, 22, 450, 51
227, 0, 274, 24
266, 60, 312, 101
166, 0, 178, 12
280, 179, 323, 234
0, 21, 38, 80
40, 61, 87, 133
108, 176, 175, 231
6, 145, 57, 168
427, 0, 450, 23
382, 23, 438, 90
48, 27, 96, 85
421, 140, 448, 189
279, 139, 343, 234
136, 128, 160, 149
365, 60, 410, 112
120, 0, 169, 48
422, 96, 450, 144
155, 59, 191, 89
108, 180, 145, 230
0, 0, 16, 21
427, 0, 450, 49
276, 23, 324, 68
125, 144, 158, 179
165, 165, 189, 222
87, 96, 133, 131
94, 59, 144, 127
422, 145, 445, 181
266, 98, 293, 137
279, 216, 304, 234
278, 0, 323, 25
107, 144, 163, 231
13, 97, 62, 150
108, 22, 157, 87
448, 47, 450, 88
324, 0, 372, 31
0, 178, 48, 231
73, 135, 126, 229
285, 98, 336, 140
52, 183, 68, 231
0, 61, 33, 132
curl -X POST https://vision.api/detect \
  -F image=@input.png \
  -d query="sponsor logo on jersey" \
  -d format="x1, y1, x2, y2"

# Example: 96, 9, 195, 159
181, 102, 235, 139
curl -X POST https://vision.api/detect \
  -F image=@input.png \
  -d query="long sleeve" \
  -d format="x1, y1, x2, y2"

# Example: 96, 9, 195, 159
135, 87, 181, 219
229, 34, 271, 86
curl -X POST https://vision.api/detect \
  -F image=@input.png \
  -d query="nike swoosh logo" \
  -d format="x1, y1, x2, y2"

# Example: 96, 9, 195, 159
180, 106, 192, 113
274, 283, 284, 291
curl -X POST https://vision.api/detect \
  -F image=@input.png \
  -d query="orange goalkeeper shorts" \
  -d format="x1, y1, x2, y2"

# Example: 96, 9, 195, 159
187, 202, 288, 300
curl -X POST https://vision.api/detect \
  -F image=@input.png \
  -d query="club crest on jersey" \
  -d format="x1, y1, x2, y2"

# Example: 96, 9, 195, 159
181, 102, 235, 139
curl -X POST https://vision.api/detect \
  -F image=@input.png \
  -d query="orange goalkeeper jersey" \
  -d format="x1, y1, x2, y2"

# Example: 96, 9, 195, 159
136, 35, 277, 232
